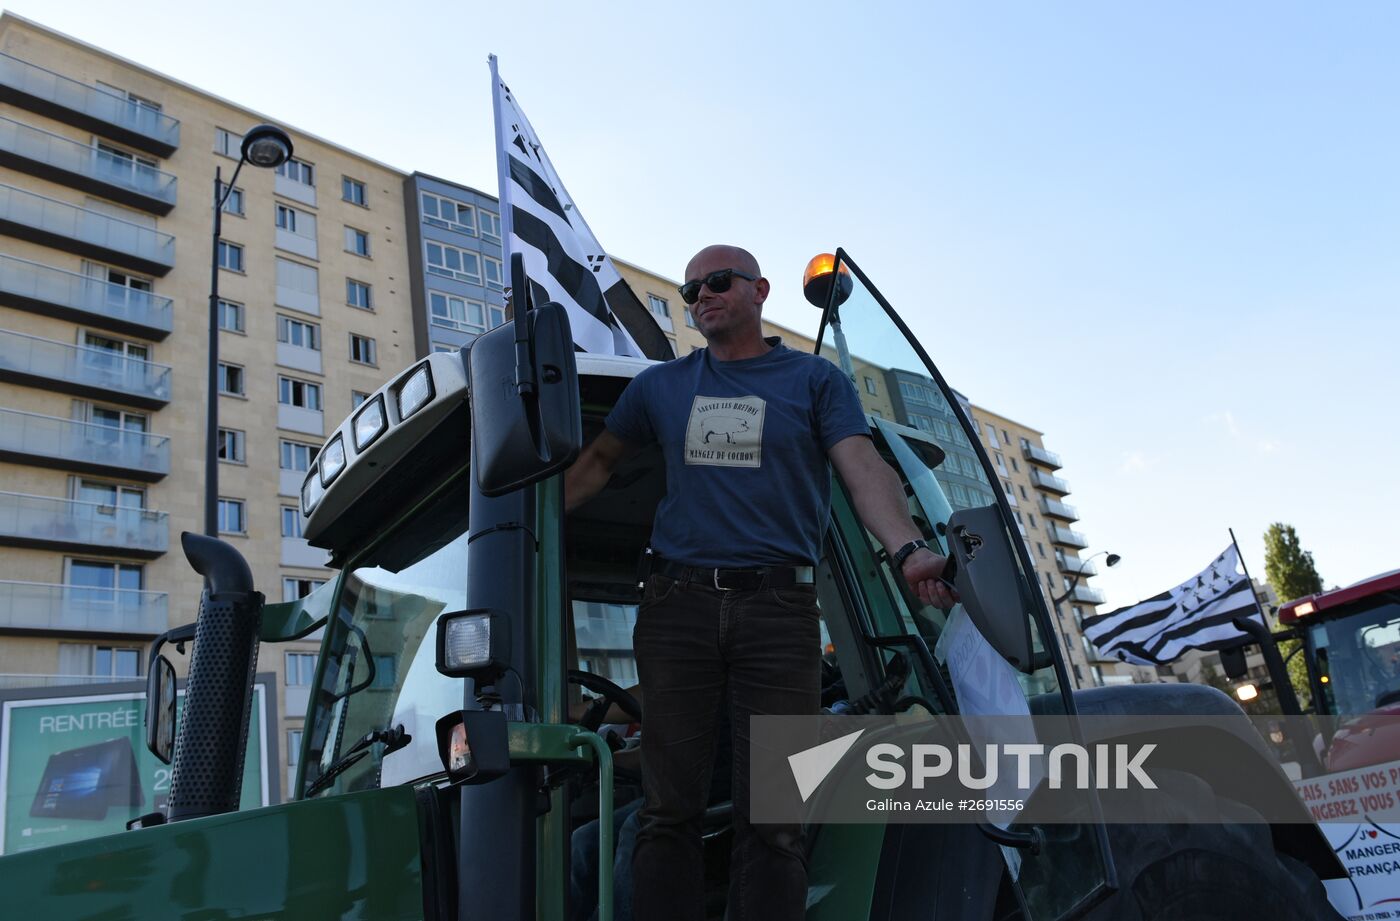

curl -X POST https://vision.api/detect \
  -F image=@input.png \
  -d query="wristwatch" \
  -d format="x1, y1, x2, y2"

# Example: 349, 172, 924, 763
891, 539, 929, 570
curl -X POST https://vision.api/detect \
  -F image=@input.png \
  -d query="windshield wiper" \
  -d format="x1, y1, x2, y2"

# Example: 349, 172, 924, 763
303, 724, 411, 798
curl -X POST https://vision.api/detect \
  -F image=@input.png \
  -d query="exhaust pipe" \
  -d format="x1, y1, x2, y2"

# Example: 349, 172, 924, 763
167, 532, 264, 822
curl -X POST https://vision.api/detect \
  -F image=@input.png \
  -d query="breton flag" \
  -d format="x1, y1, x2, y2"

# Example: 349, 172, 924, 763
489, 57, 671, 361
1081, 545, 1264, 666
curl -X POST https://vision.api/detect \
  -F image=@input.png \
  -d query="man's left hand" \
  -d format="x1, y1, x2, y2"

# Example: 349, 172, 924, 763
902, 549, 959, 608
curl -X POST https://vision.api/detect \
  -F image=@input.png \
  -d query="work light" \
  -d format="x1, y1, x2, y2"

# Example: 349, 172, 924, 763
353, 395, 387, 451
395, 363, 434, 421
435, 609, 510, 681
301, 465, 324, 516
319, 435, 346, 486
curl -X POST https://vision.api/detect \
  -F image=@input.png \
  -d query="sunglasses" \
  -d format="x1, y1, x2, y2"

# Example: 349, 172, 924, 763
678, 268, 758, 305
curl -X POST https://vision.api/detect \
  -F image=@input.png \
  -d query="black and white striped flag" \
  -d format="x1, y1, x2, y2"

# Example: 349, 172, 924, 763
1081, 545, 1264, 666
489, 58, 671, 361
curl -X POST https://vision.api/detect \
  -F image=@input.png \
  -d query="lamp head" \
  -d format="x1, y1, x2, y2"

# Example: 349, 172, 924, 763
1106, 553, 1122, 568
802, 253, 852, 309
241, 124, 293, 169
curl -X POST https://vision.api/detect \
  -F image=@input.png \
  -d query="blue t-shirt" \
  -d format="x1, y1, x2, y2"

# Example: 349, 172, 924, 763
605, 338, 869, 567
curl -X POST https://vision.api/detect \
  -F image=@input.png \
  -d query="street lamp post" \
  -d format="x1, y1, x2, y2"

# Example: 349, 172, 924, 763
1054, 550, 1120, 689
205, 125, 293, 537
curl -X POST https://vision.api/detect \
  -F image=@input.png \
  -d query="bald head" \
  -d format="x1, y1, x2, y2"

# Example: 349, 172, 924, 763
685, 245, 761, 282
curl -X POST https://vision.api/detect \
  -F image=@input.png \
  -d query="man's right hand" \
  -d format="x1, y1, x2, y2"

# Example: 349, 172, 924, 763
564, 429, 637, 513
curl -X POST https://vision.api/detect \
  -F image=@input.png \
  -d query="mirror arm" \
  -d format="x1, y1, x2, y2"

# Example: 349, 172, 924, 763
510, 252, 536, 396
146, 622, 197, 675
863, 632, 958, 716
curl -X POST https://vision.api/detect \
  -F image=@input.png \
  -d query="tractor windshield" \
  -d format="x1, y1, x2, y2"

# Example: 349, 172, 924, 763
299, 473, 472, 798
1309, 597, 1400, 715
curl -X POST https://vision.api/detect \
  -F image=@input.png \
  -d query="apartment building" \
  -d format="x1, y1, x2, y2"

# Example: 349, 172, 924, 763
0, 13, 418, 797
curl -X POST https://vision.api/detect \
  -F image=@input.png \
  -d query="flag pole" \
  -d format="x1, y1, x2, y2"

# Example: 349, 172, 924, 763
488, 55, 514, 270
1228, 527, 1269, 629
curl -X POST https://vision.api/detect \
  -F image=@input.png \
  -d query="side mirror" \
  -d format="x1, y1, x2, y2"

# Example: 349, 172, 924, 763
468, 299, 581, 497
145, 655, 177, 764
944, 505, 1036, 672
435, 709, 510, 785
1219, 644, 1249, 680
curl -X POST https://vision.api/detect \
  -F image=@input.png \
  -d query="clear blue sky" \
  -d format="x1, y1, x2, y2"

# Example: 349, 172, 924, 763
14, 1, 1398, 608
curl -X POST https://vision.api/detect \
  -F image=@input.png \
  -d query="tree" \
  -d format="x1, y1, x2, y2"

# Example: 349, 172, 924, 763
1263, 523, 1324, 604
1263, 523, 1324, 710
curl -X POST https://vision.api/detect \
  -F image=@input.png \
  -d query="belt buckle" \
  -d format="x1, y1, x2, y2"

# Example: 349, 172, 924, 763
713, 569, 733, 592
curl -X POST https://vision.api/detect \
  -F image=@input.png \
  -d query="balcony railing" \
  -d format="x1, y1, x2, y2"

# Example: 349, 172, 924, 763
0, 254, 173, 339
0, 491, 167, 557
1071, 585, 1107, 605
0, 673, 127, 690
0, 328, 171, 408
0, 116, 177, 214
1058, 556, 1098, 577
0, 184, 174, 276
1039, 497, 1079, 521
1022, 443, 1062, 470
0, 579, 167, 636
0, 52, 180, 156
0, 407, 170, 480
1029, 469, 1071, 495
1049, 525, 1090, 549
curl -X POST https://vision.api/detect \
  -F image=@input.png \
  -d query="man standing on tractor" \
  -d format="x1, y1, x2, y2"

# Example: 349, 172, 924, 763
565, 244, 956, 921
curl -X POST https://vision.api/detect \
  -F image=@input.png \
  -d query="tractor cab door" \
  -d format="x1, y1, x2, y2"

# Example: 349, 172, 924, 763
809, 250, 1117, 920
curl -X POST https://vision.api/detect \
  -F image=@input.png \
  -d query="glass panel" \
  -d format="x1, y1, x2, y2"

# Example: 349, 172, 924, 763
817, 253, 1110, 919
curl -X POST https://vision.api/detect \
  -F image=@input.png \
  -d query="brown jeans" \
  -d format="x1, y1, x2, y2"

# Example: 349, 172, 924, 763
630, 574, 821, 921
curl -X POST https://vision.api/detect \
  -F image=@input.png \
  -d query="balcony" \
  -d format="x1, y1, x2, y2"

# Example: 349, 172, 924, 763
0, 52, 180, 157
0, 184, 174, 276
1070, 584, 1107, 605
0, 329, 171, 409
0, 117, 177, 214
0, 407, 170, 480
1049, 525, 1090, 549
278, 405, 323, 437
1022, 443, 1062, 469
1039, 497, 1079, 522
0, 673, 126, 690
1057, 556, 1098, 577
0, 579, 167, 637
0, 491, 167, 558
0, 254, 173, 339
282, 536, 331, 569
1029, 469, 1071, 495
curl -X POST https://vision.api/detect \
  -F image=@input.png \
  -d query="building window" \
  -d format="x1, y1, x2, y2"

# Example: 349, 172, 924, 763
648, 294, 670, 319
277, 157, 315, 186
217, 362, 244, 395
217, 182, 244, 216
217, 299, 244, 332
666, 336, 677, 357
217, 241, 243, 272
421, 192, 475, 233
1028, 513, 1037, 528
1002, 428, 1011, 444
425, 243, 482, 284
371, 656, 398, 690
346, 279, 373, 309
1019, 484, 1028, 500
351, 391, 369, 409
342, 177, 366, 206
282, 578, 326, 602
1036, 542, 1046, 558
281, 506, 303, 538
217, 428, 245, 463
280, 439, 319, 472
479, 210, 501, 241
218, 497, 246, 534
483, 255, 503, 290
285, 652, 317, 686
349, 334, 377, 365
214, 127, 243, 158
1020, 437, 1031, 450
863, 375, 878, 395
1011, 457, 1019, 472
345, 227, 370, 256
278, 376, 322, 410
277, 316, 320, 350
428, 292, 499, 333
685, 310, 697, 328
59, 642, 143, 679
275, 203, 299, 232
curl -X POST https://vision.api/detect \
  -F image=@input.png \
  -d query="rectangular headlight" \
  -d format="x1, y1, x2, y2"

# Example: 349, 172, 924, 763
302, 466, 324, 516
395, 363, 434, 420
353, 395, 387, 450
319, 434, 346, 486
435, 609, 510, 679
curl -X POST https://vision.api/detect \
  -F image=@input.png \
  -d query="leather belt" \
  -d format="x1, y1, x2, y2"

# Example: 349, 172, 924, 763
653, 557, 815, 592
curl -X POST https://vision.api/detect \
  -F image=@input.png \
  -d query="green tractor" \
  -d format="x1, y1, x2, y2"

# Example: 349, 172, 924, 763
5, 252, 1346, 919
